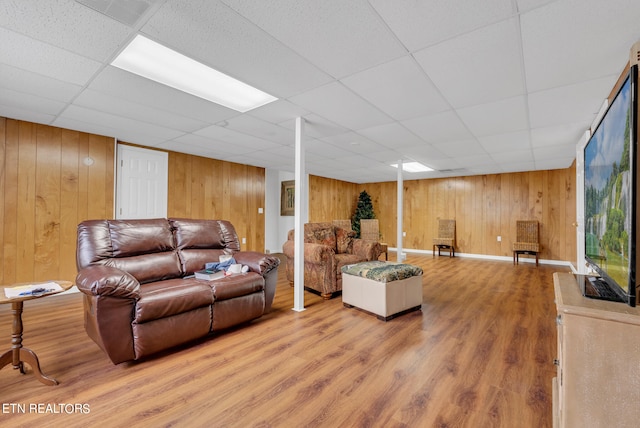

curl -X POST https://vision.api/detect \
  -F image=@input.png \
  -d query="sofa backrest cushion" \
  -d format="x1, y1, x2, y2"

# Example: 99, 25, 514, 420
336, 227, 355, 254
304, 222, 336, 251
170, 218, 241, 274
77, 219, 182, 284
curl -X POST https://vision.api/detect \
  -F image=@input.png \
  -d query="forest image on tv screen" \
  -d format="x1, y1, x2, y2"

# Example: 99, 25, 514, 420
584, 76, 632, 292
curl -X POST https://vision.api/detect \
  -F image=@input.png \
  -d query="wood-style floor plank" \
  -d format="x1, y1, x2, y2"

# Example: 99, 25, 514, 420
0, 254, 566, 427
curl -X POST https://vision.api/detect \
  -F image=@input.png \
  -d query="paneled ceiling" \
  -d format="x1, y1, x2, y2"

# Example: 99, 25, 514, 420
1, 0, 639, 183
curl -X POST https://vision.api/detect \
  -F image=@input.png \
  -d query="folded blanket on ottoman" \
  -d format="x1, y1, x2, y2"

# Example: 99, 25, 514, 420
341, 261, 423, 283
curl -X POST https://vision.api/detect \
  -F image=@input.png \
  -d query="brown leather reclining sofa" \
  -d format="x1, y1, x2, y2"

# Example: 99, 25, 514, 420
75, 218, 280, 364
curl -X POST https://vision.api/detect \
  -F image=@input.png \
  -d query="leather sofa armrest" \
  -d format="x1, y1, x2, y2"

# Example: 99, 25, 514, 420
76, 265, 141, 299
233, 251, 281, 275
351, 239, 382, 261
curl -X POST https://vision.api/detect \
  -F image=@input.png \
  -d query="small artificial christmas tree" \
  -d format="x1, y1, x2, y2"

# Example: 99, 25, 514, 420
352, 190, 376, 238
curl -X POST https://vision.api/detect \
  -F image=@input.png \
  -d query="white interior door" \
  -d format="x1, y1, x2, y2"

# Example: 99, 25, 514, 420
116, 145, 168, 219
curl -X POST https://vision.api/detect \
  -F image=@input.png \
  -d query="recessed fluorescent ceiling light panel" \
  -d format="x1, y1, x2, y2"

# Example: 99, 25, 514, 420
111, 35, 277, 112
391, 162, 433, 172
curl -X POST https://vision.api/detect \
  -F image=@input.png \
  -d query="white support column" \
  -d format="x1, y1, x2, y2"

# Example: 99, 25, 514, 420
293, 117, 307, 312
397, 160, 404, 262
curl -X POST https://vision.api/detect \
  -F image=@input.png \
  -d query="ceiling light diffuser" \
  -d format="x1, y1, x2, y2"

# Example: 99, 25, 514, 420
391, 161, 434, 172
111, 35, 277, 112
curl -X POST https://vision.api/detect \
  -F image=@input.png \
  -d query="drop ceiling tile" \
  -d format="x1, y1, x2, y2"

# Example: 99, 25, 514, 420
521, 0, 640, 92
535, 158, 575, 170
56, 105, 184, 142
73, 89, 209, 133
402, 110, 473, 143
455, 154, 498, 168
432, 138, 487, 157
422, 158, 464, 171
278, 115, 348, 139
533, 142, 576, 160
501, 161, 537, 173
221, 115, 293, 145
413, 18, 525, 108
341, 56, 450, 121
304, 139, 355, 158
0, 88, 68, 116
457, 96, 529, 137
220, 0, 406, 78
478, 130, 531, 154
491, 149, 534, 164
53, 115, 164, 146
142, 0, 333, 99
356, 122, 425, 148
515, 0, 557, 13
528, 75, 615, 129
194, 125, 282, 151
88, 67, 240, 124
369, 0, 514, 52
400, 144, 449, 162
0, 0, 132, 61
319, 132, 387, 154
248, 100, 310, 124
0, 105, 56, 126
288, 82, 393, 131
0, 63, 83, 103
0, 28, 102, 85
530, 122, 587, 148
363, 150, 407, 163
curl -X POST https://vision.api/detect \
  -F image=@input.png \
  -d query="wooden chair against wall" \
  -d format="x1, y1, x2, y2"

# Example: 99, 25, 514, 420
432, 219, 456, 257
513, 220, 540, 266
360, 219, 388, 260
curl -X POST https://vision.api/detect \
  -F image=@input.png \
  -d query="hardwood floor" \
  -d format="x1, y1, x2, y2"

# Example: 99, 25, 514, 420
0, 254, 568, 427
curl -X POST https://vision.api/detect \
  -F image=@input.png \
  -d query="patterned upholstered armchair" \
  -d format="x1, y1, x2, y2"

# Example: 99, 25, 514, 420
282, 222, 383, 299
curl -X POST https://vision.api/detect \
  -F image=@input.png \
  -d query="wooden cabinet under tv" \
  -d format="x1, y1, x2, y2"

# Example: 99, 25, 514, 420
553, 272, 640, 428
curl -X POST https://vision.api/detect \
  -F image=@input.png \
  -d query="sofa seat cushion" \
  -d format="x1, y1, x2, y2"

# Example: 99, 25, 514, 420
135, 279, 214, 323
211, 272, 264, 301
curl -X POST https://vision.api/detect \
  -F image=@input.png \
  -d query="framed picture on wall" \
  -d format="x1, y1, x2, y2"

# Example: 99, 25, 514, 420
281, 180, 295, 216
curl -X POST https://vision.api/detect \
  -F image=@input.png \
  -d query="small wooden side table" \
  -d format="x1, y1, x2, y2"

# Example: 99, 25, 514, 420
0, 280, 73, 385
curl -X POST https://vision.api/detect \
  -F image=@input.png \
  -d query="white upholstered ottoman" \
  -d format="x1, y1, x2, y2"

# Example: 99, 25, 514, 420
341, 261, 423, 321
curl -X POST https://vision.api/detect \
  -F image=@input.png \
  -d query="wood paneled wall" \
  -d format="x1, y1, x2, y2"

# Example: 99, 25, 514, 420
0, 118, 267, 285
305, 165, 577, 263
308, 175, 359, 223
167, 151, 266, 252
0, 115, 577, 285
0, 118, 115, 284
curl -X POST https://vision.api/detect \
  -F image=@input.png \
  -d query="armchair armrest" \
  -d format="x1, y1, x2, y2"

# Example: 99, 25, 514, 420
233, 251, 281, 275
76, 265, 140, 299
351, 239, 382, 261
282, 240, 335, 264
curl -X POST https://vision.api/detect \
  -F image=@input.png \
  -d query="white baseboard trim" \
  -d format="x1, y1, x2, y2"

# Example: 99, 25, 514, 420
388, 247, 572, 267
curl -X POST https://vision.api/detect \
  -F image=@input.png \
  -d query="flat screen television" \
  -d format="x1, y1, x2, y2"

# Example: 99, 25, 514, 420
583, 64, 637, 307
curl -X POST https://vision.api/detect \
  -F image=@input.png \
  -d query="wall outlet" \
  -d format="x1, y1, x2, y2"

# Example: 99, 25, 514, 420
402, 231, 406, 237
258, 207, 263, 214
242, 237, 246, 244
497, 235, 502, 242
